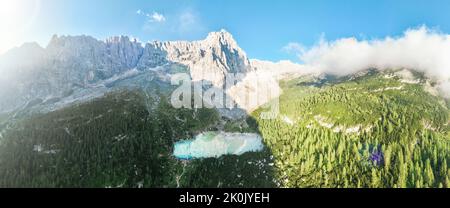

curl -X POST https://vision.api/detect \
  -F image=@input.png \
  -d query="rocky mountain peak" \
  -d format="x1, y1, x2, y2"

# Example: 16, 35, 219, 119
137, 30, 253, 86
205, 29, 237, 46
0, 30, 257, 112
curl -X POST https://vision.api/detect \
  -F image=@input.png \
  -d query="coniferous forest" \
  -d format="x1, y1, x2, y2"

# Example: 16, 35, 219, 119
0, 70, 448, 188
0, 90, 275, 188
253, 71, 449, 188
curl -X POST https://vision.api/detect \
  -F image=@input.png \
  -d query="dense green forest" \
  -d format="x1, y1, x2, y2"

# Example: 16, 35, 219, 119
0, 90, 275, 188
0, 70, 448, 188
253, 71, 450, 188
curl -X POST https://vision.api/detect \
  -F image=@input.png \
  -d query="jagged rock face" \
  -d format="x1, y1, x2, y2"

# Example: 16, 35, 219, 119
137, 43, 168, 69
43, 30, 252, 86
46, 35, 145, 84
140, 30, 253, 86
0, 30, 253, 113
105, 36, 144, 71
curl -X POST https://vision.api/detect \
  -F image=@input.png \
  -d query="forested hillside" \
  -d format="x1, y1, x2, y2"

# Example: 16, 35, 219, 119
0, 69, 448, 188
252, 70, 450, 188
0, 90, 275, 188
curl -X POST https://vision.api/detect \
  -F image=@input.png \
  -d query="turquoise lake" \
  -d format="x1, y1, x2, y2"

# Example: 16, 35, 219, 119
173, 132, 264, 159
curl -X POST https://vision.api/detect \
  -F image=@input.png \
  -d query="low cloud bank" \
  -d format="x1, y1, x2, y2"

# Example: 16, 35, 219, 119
296, 26, 450, 97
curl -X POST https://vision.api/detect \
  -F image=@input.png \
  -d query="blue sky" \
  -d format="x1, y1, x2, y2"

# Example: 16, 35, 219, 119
6, 0, 450, 61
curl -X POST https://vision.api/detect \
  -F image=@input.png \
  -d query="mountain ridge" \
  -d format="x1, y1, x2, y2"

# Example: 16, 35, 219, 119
0, 30, 270, 114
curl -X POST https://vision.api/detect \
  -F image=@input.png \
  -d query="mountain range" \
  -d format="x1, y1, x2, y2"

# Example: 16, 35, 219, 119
0, 30, 292, 116
0, 30, 448, 188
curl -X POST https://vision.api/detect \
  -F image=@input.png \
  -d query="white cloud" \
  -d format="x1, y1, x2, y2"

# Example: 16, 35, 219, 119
300, 26, 450, 78
282, 42, 305, 57
287, 26, 450, 96
136, 10, 165, 23
141, 8, 205, 38
149, 12, 166, 23
438, 81, 450, 98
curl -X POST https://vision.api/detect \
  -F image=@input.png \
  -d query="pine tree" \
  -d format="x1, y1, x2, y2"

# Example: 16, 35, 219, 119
440, 159, 447, 178
445, 175, 450, 188
371, 168, 380, 188
384, 145, 392, 171
424, 159, 435, 187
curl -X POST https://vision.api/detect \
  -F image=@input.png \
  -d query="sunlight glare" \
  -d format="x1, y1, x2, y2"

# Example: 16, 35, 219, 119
0, 0, 40, 54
